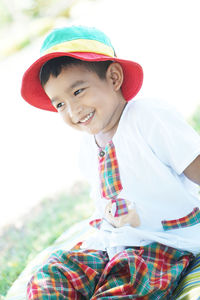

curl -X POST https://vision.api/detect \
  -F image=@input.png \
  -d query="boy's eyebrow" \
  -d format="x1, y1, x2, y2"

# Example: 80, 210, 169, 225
68, 80, 87, 91
50, 80, 87, 104
51, 97, 58, 104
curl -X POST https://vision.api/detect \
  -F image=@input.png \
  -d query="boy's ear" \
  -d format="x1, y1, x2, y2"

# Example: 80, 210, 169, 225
106, 62, 124, 91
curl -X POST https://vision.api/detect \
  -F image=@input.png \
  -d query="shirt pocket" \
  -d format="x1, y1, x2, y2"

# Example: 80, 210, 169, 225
161, 207, 200, 231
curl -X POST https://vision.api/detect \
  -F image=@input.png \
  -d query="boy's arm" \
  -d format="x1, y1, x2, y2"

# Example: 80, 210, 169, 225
183, 155, 200, 185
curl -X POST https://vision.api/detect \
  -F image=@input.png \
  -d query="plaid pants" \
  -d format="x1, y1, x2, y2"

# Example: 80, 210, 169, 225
27, 242, 193, 300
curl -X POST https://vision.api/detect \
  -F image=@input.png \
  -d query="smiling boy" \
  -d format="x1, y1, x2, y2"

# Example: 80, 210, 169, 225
21, 25, 200, 299
41, 57, 126, 146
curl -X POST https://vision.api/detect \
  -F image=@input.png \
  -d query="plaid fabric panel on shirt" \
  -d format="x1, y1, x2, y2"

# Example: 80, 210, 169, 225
112, 198, 129, 217
27, 242, 193, 300
98, 141, 123, 199
89, 219, 103, 230
162, 207, 200, 231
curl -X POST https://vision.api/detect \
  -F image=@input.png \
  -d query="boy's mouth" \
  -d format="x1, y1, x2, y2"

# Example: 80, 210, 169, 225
79, 111, 95, 124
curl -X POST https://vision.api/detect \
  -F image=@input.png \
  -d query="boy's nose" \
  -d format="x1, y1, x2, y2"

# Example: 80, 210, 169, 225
67, 102, 83, 122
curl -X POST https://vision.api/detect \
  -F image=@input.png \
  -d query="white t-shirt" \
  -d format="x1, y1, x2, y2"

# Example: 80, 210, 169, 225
79, 98, 200, 256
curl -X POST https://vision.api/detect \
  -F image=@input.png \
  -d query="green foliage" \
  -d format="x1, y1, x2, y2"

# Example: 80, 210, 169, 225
0, 20, 54, 59
23, 0, 55, 18
0, 181, 93, 297
0, 0, 73, 59
0, 2, 13, 28
188, 105, 200, 134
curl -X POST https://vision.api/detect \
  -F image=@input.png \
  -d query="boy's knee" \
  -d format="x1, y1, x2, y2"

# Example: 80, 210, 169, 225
27, 262, 69, 299
27, 249, 78, 298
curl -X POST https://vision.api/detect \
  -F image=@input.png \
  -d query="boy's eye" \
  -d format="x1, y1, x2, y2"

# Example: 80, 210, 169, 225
56, 102, 64, 109
74, 88, 84, 96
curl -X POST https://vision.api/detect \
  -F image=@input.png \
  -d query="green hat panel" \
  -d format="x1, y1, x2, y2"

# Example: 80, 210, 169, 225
40, 26, 115, 55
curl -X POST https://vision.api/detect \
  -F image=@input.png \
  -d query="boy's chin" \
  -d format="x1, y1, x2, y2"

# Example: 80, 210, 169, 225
83, 128, 99, 135
74, 125, 98, 135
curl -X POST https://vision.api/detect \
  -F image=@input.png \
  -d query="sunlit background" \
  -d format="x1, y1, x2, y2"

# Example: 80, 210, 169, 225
0, 0, 200, 229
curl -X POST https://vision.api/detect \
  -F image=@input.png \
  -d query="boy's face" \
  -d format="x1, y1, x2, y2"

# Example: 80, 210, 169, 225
44, 62, 126, 136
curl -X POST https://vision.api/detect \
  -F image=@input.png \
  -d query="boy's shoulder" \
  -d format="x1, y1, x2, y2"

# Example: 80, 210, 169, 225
125, 97, 180, 123
124, 97, 184, 134
127, 97, 174, 114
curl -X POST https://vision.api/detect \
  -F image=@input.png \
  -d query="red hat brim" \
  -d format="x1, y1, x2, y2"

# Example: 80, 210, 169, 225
21, 52, 143, 112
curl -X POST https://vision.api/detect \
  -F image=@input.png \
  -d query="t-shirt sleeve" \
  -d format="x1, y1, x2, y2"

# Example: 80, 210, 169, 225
133, 99, 200, 175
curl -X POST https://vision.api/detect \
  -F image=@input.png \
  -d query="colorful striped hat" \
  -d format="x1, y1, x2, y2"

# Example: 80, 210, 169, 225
21, 25, 143, 112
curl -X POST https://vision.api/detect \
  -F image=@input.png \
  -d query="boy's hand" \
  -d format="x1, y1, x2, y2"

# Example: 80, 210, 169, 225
183, 155, 200, 185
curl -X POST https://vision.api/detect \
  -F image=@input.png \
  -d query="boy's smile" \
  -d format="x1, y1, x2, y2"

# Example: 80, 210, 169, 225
44, 63, 127, 146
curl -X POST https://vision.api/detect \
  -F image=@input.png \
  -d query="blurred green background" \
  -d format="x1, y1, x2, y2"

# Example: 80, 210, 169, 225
0, 0, 84, 59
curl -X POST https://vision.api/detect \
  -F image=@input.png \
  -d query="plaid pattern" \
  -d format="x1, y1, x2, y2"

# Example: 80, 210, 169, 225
98, 141, 123, 199
27, 242, 193, 300
89, 219, 103, 230
162, 207, 200, 231
112, 198, 129, 217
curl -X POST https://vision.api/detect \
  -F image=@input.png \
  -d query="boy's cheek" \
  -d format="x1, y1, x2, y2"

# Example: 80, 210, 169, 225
62, 115, 81, 131
63, 117, 74, 127
60, 113, 71, 126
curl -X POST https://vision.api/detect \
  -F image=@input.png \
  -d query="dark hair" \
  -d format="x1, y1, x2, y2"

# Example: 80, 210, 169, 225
39, 56, 113, 87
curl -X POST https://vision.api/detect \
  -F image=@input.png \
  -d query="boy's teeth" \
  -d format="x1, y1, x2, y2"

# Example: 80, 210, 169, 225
80, 112, 94, 123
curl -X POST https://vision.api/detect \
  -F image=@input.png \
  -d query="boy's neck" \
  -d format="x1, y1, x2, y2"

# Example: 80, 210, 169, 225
94, 101, 127, 148
94, 130, 116, 148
